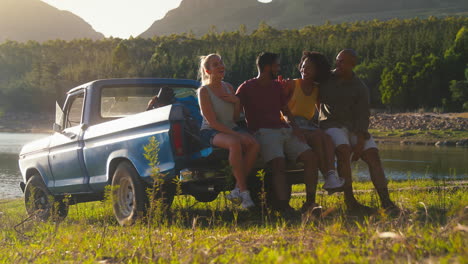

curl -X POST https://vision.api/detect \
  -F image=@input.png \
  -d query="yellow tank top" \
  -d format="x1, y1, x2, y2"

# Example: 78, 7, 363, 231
287, 79, 319, 120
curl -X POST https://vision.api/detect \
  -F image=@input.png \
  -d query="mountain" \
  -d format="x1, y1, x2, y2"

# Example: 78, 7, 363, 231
0, 0, 104, 43
140, 0, 468, 37
140, 0, 281, 37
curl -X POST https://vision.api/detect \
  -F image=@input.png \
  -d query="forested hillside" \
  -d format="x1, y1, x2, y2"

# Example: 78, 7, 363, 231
0, 0, 104, 42
140, 0, 468, 37
0, 17, 467, 113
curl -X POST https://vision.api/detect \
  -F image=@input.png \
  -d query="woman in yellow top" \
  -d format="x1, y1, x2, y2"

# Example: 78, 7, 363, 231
283, 51, 344, 193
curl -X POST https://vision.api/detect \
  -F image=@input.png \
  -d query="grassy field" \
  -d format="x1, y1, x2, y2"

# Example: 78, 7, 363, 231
0, 179, 466, 263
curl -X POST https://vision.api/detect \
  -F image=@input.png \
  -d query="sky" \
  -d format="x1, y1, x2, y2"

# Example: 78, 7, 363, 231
40, 0, 184, 38
40, 0, 273, 38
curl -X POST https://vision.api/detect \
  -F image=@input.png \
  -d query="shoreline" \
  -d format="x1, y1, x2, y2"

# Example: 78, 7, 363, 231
372, 133, 468, 147
369, 112, 468, 147
1, 112, 467, 147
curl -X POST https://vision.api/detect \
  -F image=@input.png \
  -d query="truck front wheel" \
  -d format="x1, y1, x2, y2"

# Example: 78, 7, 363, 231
112, 161, 148, 226
24, 175, 68, 221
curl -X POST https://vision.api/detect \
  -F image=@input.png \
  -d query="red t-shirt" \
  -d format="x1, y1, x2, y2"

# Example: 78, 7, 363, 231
236, 78, 289, 132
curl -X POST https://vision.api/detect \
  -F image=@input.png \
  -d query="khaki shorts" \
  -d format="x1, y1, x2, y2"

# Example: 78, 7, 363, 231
325, 127, 378, 150
254, 128, 310, 163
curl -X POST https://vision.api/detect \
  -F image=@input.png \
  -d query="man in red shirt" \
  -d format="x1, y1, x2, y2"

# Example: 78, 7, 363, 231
236, 52, 320, 215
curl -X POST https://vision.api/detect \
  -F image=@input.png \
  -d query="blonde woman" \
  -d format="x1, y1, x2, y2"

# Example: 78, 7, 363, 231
198, 54, 259, 209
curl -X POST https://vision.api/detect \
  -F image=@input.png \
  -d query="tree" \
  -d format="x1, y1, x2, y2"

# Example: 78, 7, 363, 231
449, 66, 468, 111
379, 62, 410, 109
453, 26, 468, 62
111, 42, 132, 77
0, 17, 467, 113
355, 61, 385, 107
379, 53, 444, 110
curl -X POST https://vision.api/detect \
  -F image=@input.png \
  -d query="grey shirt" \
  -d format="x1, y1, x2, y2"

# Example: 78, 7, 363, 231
319, 71, 370, 135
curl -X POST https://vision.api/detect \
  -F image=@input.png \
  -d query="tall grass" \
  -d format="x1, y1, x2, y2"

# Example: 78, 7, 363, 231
0, 179, 466, 263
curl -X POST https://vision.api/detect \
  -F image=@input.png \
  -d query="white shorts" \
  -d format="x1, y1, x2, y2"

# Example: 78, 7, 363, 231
325, 127, 377, 150
255, 128, 311, 163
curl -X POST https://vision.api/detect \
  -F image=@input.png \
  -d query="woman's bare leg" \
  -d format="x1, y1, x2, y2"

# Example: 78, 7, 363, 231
321, 132, 337, 171
212, 133, 246, 191
239, 133, 260, 177
304, 129, 344, 192
303, 129, 329, 175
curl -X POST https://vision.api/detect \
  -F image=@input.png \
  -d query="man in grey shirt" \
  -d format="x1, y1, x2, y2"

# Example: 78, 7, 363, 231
319, 49, 399, 214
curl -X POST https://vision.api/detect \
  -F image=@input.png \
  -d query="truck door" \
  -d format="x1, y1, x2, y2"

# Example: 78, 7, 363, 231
48, 90, 90, 194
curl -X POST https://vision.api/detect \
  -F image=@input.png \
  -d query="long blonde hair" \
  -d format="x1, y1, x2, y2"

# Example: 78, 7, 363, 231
198, 53, 221, 86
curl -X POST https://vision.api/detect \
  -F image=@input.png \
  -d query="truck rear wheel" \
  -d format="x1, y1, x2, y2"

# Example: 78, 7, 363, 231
193, 192, 219, 203
24, 175, 68, 221
247, 171, 275, 208
112, 161, 149, 226
151, 181, 176, 210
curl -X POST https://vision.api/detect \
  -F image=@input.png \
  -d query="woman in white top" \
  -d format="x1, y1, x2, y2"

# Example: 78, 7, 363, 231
198, 54, 259, 209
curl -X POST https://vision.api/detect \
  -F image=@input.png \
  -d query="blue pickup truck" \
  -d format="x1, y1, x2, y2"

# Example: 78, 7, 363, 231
19, 78, 305, 225
18, 78, 232, 224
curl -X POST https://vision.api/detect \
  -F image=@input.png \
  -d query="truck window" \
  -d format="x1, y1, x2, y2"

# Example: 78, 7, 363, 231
100, 86, 197, 118
65, 93, 84, 128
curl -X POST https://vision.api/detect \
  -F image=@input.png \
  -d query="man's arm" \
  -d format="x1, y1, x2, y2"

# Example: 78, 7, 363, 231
278, 80, 305, 140
281, 104, 305, 142
281, 105, 297, 128
351, 80, 371, 161
146, 96, 159, 111
353, 80, 371, 139
235, 82, 245, 105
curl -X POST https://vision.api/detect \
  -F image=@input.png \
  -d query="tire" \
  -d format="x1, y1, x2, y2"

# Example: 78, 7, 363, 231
112, 161, 149, 226
151, 181, 176, 210
247, 171, 275, 208
24, 175, 68, 221
193, 192, 219, 202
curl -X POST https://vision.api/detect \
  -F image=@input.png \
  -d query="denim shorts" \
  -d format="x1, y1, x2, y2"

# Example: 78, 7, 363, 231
200, 127, 248, 147
294, 116, 319, 131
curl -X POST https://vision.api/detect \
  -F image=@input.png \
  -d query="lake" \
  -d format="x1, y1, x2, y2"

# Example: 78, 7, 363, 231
0, 133, 467, 199
0, 133, 50, 199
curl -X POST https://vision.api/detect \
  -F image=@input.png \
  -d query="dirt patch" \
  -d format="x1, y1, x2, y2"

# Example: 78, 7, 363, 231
370, 112, 468, 131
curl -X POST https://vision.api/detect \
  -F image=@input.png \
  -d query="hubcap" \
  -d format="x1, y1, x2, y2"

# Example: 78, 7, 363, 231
27, 187, 49, 217
117, 178, 135, 216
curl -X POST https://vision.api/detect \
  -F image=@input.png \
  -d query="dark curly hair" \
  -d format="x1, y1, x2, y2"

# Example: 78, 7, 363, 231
297, 51, 331, 83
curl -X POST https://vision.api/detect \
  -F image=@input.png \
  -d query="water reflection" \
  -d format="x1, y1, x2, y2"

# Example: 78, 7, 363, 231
0, 133, 466, 199
354, 144, 467, 181
0, 133, 49, 199
0, 133, 49, 154
0, 152, 22, 199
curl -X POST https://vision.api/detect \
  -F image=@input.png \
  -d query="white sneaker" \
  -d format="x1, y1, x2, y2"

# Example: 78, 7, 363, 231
323, 170, 345, 191
226, 188, 242, 205
240, 190, 255, 209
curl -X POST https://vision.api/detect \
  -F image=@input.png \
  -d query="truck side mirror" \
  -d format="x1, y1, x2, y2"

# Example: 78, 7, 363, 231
53, 101, 65, 132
